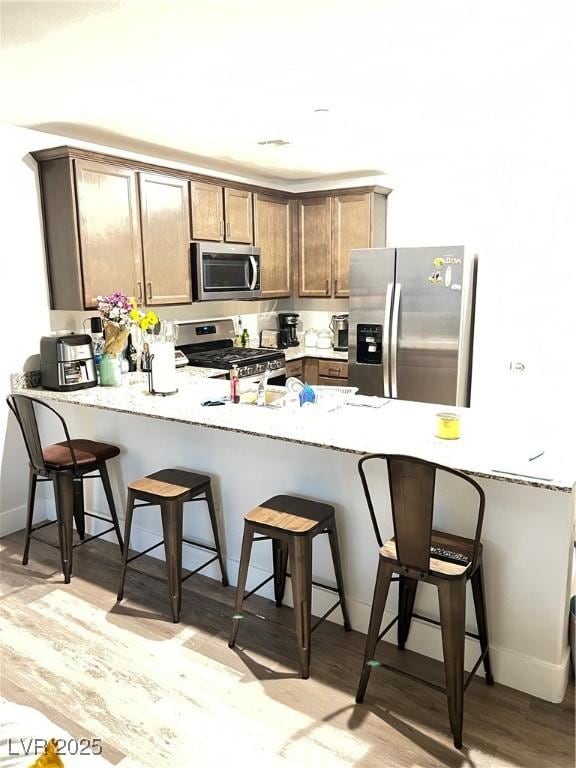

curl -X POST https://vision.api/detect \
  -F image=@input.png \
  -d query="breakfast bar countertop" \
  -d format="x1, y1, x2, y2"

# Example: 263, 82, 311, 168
10, 370, 574, 492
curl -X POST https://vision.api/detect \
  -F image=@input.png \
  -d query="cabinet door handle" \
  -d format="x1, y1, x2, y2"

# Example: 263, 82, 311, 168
325, 279, 330, 295
146, 282, 152, 302
226, 222, 231, 238
328, 367, 341, 375
220, 220, 224, 237
137, 282, 143, 303
334, 278, 338, 295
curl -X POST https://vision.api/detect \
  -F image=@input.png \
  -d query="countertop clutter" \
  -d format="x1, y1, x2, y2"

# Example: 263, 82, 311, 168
10, 370, 573, 492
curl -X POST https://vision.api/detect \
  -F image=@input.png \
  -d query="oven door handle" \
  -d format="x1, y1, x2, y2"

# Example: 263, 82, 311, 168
249, 255, 258, 291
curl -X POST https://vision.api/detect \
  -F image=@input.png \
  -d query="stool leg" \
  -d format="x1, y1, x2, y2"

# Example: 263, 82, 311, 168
53, 473, 75, 584
205, 483, 228, 587
356, 558, 394, 703
229, 523, 254, 647
438, 578, 467, 749
161, 500, 184, 623
73, 476, 85, 540
22, 469, 37, 566
100, 462, 124, 553
116, 489, 135, 602
272, 539, 289, 607
327, 522, 351, 631
471, 562, 494, 685
288, 535, 313, 679
398, 576, 418, 650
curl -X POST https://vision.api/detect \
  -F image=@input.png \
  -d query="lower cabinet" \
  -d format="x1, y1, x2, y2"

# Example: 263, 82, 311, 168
285, 358, 348, 386
285, 359, 304, 381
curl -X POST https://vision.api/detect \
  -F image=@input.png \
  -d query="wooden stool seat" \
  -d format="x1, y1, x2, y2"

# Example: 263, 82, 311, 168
245, 494, 335, 534
380, 530, 480, 579
229, 494, 351, 679
117, 468, 228, 622
128, 468, 210, 500
43, 439, 120, 470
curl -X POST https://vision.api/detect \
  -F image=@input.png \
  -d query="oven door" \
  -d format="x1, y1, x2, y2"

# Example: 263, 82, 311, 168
192, 242, 261, 301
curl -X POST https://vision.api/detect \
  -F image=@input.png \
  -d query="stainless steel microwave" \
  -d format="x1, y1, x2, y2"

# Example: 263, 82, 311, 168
191, 242, 261, 301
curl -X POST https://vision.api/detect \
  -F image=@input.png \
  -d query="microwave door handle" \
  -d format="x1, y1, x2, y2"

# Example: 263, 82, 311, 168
249, 255, 258, 290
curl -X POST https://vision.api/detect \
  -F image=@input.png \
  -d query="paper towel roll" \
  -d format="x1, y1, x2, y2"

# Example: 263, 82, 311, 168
150, 341, 177, 394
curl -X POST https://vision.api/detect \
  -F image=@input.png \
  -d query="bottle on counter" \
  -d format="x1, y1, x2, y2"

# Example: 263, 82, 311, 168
141, 342, 152, 372
126, 333, 137, 373
235, 317, 243, 347
230, 364, 240, 404
241, 327, 249, 348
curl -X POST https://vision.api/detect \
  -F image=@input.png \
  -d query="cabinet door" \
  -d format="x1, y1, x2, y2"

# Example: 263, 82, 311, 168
75, 159, 143, 308
139, 173, 192, 305
254, 194, 291, 297
190, 181, 224, 241
332, 192, 372, 298
317, 375, 348, 387
224, 187, 253, 243
285, 359, 304, 381
298, 197, 332, 297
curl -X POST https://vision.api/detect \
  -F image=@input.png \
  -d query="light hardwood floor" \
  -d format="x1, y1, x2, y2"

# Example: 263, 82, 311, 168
1, 529, 573, 768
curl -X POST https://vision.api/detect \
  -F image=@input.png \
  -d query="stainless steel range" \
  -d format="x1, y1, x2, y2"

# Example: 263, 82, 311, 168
176, 319, 286, 385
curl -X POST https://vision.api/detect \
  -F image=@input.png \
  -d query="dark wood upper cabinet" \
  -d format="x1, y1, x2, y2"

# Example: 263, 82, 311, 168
298, 197, 332, 297
32, 146, 390, 308
190, 181, 224, 241
139, 173, 192, 305
254, 193, 292, 298
298, 190, 387, 298
74, 159, 143, 309
224, 187, 253, 243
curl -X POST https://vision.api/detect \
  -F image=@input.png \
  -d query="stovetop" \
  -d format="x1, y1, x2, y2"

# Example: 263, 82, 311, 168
175, 318, 285, 378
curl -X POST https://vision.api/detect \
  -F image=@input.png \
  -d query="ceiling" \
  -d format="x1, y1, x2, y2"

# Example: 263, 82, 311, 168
0, 1, 567, 181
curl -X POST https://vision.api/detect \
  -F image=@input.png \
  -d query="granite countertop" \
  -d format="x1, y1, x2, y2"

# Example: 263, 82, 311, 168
284, 347, 348, 363
10, 371, 573, 492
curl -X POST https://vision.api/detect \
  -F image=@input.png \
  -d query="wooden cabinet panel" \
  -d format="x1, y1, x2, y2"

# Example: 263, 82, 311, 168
190, 181, 223, 241
254, 194, 291, 297
303, 358, 319, 385
298, 197, 332, 296
224, 188, 253, 243
318, 360, 348, 379
75, 160, 143, 308
317, 375, 348, 387
332, 193, 372, 298
285, 359, 304, 380
139, 173, 191, 305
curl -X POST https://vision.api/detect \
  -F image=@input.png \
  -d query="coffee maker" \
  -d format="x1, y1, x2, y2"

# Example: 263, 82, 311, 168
330, 313, 349, 351
278, 312, 300, 347
40, 333, 98, 391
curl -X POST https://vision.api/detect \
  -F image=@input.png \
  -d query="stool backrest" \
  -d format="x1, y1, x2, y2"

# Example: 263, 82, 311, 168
358, 453, 485, 574
6, 394, 78, 474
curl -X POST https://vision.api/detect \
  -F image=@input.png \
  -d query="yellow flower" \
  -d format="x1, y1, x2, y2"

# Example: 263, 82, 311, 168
140, 319, 149, 331
129, 308, 140, 321
146, 311, 159, 326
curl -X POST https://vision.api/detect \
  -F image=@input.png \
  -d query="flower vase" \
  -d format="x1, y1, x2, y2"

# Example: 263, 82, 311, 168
99, 354, 122, 387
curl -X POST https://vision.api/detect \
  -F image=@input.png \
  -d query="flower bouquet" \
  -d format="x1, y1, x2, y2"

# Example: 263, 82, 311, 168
97, 291, 133, 356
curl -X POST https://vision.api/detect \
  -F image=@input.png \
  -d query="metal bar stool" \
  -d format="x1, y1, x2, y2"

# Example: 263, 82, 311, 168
7, 394, 124, 583
228, 494, 351, 679
355, 454, 493, 749
116, 468, 228, 622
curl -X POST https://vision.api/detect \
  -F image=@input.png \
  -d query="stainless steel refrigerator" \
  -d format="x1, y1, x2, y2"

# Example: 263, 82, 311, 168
348, 246, 476, 406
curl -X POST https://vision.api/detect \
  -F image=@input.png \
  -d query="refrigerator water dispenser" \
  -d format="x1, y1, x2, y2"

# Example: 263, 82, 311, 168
357, 324, 383, 365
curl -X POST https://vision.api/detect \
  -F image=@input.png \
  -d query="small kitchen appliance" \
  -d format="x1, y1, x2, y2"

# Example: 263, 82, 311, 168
259, 329, 289, 349
176, 319, 286, 385
278, 312, 300, 347
330, 314, 349, 351
40, 333, 97, 391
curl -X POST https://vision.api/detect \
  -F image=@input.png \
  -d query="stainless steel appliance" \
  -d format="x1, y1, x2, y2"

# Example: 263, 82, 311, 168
259, 329, 289, 349
192, 242, 261, 301
330, 313, 349, 351
40, 333, 97, 391
348, 246, 476, 405
278, 312, 300, 347
176, 319, 285, 385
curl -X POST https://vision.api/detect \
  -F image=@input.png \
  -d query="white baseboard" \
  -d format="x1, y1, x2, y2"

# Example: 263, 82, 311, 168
4, 505, 570, 703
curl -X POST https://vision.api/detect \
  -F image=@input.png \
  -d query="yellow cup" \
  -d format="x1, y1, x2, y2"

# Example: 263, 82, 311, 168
436, 412, 461, 440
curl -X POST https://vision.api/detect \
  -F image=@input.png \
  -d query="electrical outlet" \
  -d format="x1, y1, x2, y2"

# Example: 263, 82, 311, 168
509, 361, 526, 373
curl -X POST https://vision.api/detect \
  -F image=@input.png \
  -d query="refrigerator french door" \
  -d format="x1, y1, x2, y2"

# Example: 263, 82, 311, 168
348, 246, 476, 406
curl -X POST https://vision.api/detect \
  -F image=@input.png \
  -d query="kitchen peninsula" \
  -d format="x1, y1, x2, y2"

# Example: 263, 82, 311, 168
10, 369, 574, 705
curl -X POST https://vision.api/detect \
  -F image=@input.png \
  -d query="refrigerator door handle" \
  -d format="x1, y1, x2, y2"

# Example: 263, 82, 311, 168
382, 282, 394, 397
390, 283, 401, 398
